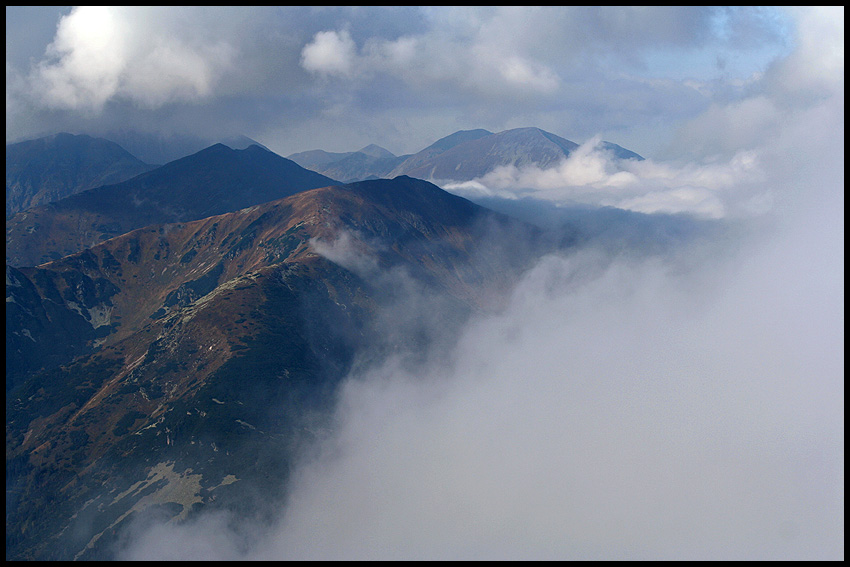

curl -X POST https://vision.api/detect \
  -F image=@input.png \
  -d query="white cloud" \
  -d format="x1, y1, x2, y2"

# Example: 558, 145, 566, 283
301, 19, 562, 99
251, 96, 844, 554
767, 6, 844, 104
26, 6, 236, 112
301, 29, 358, 78
34, 6, 127, 110
5, 6, 797, 156
443, 139, 766, 220
612, 187, 726, 218
107, 8, 842, 561
497, 56, 560, 93
255, 229, 841, 560
671, 6, 843, 162
119, 173, 843, 559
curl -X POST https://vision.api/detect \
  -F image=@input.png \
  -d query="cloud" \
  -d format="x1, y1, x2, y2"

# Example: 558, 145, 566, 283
29, 6, 236, 111
117, 157, 843, 559
301, 30, 358, 78
112, 9, 843, 558
766, 6, 844, 105
252, 87, 844, 554
251, 224, 841, 560
670, 6, 843, 162
6, 6, 798, 158
442, 139, 767, 219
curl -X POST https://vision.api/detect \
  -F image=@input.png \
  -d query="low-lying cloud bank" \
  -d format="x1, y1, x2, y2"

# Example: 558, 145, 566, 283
250, 174, 841, 559
442, 138, 769, 220
113, 7, 843, 561
118, 128, 843, 560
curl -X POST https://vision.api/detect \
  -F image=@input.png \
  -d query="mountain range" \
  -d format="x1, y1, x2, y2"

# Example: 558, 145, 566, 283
6, 144, 336, 267
6, 132, 548, 560
6, 127, 705, 561
287, 127, 643, 184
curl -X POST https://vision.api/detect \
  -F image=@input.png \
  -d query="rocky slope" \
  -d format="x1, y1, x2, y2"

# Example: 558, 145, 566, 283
6, 175, 541, 560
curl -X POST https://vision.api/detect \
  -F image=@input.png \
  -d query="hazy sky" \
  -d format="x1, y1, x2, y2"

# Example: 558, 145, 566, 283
5, 6, 814, 160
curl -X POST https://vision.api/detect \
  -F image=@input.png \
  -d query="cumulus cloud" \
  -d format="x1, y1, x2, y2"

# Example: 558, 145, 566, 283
294, 6, 774, 105
299, 20, 562, 99
496, 56, 560, 93
6, 6, 798, 156
28, 6, 236, 111
671, 6, 843, 161
766, 6, 844, 105
301, 29, 358, 78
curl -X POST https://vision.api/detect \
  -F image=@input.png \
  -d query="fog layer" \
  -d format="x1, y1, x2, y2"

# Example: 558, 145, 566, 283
119, 135, 842, 560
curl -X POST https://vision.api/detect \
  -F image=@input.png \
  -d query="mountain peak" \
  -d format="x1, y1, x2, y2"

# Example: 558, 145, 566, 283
218, 134, 271, 152
279, 126, 643, 186
6, 144, 338, 267
357, 144, 395, 159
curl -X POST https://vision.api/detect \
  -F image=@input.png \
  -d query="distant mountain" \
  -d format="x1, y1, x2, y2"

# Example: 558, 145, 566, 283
286, 149, 355, 170
5, 133, 156, 219
390, 127, 582, 181
419, 128, 494, 153
382, 129, 494, 179
6, 175, 540, 560
5, 144, 338, 267
99, 130, 270, 165
288, 127, 643, 184
357, 143, 396, 160
288, 144, 402, 183
597, 141, 644, 161
218, 134, 272, 153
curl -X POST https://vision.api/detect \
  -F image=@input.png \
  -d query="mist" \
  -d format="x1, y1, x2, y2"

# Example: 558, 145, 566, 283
117, 119, 842, 561
104, 6, 843, 561
442, 138, 769, 220
257, 213, 839, 560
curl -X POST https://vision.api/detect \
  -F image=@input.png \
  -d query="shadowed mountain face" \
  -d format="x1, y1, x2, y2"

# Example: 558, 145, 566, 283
6, 133, 156, 219
6, 175, 542, 561
5, 144, 338, 267
287, 127, 643, 184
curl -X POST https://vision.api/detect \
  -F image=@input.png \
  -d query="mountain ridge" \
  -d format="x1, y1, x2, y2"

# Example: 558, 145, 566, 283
6, 174, 542, 560
6, 144, 338, 267
287, 126, 644, 184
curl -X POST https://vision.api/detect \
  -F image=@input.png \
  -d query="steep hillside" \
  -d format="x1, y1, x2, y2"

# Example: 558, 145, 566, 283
6, 176, 541, 560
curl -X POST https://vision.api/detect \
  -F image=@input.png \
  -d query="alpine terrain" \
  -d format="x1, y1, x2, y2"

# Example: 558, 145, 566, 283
6, 136, 543, 560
